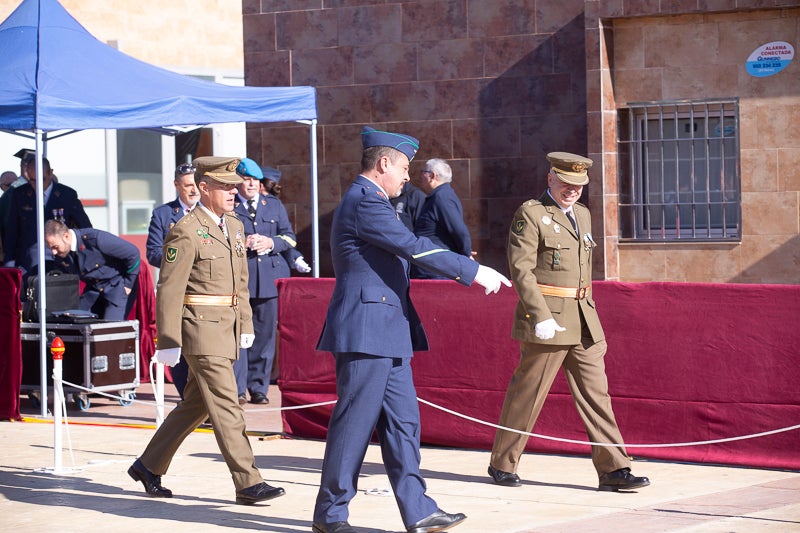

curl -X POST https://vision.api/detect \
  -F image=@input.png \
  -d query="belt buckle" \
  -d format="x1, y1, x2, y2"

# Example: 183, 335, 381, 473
576, 287, 587, 300
232, 295, 238, 307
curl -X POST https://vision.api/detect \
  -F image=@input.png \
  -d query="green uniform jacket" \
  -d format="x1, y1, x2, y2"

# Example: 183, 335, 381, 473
508, 192, 604, 345
155, 207, 253, 358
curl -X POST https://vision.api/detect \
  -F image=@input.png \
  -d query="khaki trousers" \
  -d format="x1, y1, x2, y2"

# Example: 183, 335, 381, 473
139, 354, 263, 491
490, 338, 631, 477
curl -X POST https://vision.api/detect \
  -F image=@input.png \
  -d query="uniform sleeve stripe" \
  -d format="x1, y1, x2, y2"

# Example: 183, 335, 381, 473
127, 257, 141, 274
276, 235, 297, 247
412, 248, 449, 259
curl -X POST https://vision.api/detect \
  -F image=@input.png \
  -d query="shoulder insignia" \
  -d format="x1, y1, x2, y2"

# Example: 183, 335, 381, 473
376, 190, 387, 199
512, 219, 526, 235
165, 246, 178, 263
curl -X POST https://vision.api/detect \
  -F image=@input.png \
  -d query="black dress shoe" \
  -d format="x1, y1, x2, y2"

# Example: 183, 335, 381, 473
488, 465, 522, 487
406, 509, 466, 533
235, 481, 285, 504
250, 392, 269, 404
312, 522, 357, 533
128, 458, 172, 498
598, 467, 650, 492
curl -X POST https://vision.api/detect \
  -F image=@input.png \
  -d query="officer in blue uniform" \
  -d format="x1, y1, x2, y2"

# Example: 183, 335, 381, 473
146, 163, 200, 268
232, 158, 298, 405
45, 219, 140, 321
145, 163, 200, 398
312, 126, 511, 533
259, 165, 311, 274
3, 156, 92, 276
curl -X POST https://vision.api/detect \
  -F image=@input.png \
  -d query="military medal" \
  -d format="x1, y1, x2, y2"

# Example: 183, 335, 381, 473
553, 224, 561, 233
197, 228, 212, 245
553, 250, 561, 266
235, 230, 245, 256
541, 215, 552, 225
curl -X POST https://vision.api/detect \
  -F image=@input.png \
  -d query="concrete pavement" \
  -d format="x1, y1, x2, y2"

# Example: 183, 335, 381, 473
2, 383, 799, 532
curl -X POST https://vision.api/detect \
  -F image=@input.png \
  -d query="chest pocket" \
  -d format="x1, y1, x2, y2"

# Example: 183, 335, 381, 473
542, 236, 572, 271
197, 243, 230, 281
253, 216, 277, 237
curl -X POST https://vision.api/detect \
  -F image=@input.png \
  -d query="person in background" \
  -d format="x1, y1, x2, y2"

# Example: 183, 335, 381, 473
3, 156, 92, 278
412, 158, 473, 279
45, 219, 140, 320
312, 126, 511, 533
129, 156, 285, 505
259, 166, 311, 274
0, 171, 17, 193
232, 158, 299, 405
487, 151, 650, 493
145, 162, 200, 399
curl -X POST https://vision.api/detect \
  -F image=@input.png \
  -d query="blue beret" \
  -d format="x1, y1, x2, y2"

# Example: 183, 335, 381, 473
361, 126, 419, 161
261, 166, 282, 182
236, 157, 263, 179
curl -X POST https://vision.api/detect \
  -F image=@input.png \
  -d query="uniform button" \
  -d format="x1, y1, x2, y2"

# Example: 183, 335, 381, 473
99, 287, 104, 293
95, 263, 100, 267
455, 276, 461, 281
525, 313, 530, 318
381, 296, 386, 301
557, 244, 561, 249
199, 314, 204, 319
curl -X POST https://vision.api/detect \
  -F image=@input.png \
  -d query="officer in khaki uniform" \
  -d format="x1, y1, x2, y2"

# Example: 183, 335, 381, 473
128, 157, 285, 505
487, 152, 650, 492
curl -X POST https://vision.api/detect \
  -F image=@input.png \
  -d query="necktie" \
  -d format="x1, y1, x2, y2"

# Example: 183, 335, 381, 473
566, 210, 578, 233
218, 218, 226, 238
248, 200, 256, 218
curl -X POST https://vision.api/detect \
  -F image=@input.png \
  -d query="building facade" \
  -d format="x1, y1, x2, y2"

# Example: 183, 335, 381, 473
242, 0, 799, 284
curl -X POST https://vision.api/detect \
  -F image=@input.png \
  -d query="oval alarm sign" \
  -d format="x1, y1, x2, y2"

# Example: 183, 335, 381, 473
746, 41, 794, 78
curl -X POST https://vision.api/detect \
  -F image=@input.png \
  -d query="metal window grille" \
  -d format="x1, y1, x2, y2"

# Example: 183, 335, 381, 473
618, 99, 741, 242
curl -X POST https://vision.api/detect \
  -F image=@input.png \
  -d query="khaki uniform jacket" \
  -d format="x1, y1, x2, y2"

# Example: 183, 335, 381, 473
155, 208, 253, 358
509, 192, 604, 345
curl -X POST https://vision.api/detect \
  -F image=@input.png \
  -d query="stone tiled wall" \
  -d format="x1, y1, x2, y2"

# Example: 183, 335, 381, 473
242, 0, 591, 277
586, 4, 800, 283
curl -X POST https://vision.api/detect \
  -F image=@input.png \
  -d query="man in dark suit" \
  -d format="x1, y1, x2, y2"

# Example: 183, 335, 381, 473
312, 126, 511, 533
3, 156, 91, 276
145, 162, 200, 398
44, 219, 140, 321
232, 157, 298, 405
487, 152, 650, 492
413, 158, 473, 279
128, 156, 284, 505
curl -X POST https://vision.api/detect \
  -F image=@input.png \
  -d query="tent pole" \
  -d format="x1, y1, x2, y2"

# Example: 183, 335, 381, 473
309, 119, 319, 278
35, 130, 49, 418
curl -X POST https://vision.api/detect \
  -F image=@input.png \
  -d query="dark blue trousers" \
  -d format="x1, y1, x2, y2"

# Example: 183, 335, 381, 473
233, 297, 277, 397
313, 352, 438, 526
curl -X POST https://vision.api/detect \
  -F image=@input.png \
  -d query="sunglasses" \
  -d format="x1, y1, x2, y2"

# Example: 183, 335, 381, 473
176, 163, 196, 174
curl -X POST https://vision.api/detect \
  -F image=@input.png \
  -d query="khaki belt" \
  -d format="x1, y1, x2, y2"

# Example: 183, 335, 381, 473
183, 294, 239, 307
537, 283, 590, 300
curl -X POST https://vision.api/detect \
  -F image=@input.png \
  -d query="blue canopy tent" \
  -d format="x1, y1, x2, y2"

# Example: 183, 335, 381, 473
0, 0, 320, 418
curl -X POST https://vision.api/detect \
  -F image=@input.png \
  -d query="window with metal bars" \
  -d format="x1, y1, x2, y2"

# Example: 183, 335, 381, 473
618, 99, 741, 242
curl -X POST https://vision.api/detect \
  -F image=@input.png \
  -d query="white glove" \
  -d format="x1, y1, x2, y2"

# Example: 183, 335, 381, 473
153, 347, 181, 367
240, 333, 255, 349
473, 264, 512, 295
534, 318, 566, 340
294, 256, 311, 273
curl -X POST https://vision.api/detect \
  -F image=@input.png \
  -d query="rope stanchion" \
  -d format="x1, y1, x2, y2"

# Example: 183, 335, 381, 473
416, 397, 800, 449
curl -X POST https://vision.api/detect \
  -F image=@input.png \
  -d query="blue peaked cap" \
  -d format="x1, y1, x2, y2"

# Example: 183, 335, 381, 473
261, 166, 282, 182
236, 157, 263, 179
361, 126, 420, 161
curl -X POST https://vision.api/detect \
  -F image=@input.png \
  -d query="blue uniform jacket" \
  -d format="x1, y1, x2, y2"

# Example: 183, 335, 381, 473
233, 193, 296, 299
2, 182, 92, 272
414, 182, 472, 257
316, 175, 479, 358
146, 199, 185, 267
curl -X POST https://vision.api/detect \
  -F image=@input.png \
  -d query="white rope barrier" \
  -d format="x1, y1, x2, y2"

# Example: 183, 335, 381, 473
416, 397, 800, 448
55, 379, 799, 449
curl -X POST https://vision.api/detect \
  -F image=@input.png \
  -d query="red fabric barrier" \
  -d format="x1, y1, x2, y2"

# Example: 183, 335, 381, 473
0, 268, 23, 420
126, 264, 157, 381
277, 278, 800, 470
